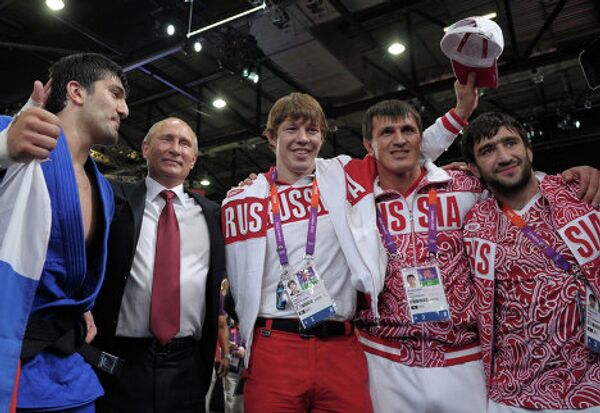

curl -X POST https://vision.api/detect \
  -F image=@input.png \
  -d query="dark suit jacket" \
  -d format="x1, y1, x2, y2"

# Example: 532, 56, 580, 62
93, 179, 225, 397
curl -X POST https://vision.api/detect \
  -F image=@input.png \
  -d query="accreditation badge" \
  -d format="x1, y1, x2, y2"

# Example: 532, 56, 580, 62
283, 262, 336, 329
401, 262, 451, 323
585, 285, 600, 353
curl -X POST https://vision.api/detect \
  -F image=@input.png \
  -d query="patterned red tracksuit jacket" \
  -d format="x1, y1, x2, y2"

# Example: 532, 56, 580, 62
463, 174, 600, 409
346, 156, 487, 367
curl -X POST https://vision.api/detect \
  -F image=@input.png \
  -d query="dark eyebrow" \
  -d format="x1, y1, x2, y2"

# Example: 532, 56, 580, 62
378, 126, 395, 134
110, 84, 126, 98
477, 141, 495, 154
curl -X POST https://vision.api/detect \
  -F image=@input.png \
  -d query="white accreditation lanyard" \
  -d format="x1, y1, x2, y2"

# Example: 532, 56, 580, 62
270, 168, 336, 329
376, 188, 451, 323
502, 204, 600, 353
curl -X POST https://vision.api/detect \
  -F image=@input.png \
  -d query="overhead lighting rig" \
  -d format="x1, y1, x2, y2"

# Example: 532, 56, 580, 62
217, 30, 262, 83
186, 1, 267, 38
152, 8, 180, 38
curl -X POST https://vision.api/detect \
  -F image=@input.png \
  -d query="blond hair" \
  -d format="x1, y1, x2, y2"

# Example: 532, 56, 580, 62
264, 93, 328, 140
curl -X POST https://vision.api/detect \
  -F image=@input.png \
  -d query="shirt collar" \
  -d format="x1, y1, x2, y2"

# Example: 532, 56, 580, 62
374, 160, 451, 201
271, 172, 315, 186
145, 176, 186, 207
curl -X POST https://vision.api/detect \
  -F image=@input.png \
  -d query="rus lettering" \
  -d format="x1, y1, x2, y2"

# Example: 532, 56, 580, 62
465, 237, 495, 280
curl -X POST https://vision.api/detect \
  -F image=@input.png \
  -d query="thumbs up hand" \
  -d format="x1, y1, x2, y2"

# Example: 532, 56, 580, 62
29, 79, 52, 107
7, 80, 60, 162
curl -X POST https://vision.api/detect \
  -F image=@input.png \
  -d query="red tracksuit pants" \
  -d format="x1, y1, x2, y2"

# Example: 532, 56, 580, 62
243, 327, 373, 413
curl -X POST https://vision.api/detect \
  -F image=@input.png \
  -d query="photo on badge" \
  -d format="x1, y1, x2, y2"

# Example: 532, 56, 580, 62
405, 272, 420, 289
287, 279, 300, 296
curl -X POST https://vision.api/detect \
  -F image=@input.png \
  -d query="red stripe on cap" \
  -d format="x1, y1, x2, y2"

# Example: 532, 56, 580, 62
456, 32, 471, 53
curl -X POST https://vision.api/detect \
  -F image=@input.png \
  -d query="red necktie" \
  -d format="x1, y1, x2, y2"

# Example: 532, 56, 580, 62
150, 190, 180, 345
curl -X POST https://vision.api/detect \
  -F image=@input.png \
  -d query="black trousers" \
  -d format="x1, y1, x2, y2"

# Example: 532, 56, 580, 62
96, 337, 207, 413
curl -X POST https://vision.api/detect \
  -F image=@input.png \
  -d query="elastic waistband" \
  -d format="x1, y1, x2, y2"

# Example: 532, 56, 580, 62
357, 329, 482, 367
255, 317, 354, 338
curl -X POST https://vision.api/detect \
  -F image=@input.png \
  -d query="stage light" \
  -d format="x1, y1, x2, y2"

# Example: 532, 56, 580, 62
557, 114, 581, 130
271, 8, 290, 30
249, 72, 259, 83
242, 68, 259, 83
387, 42, 406, 56
166, 23, 176, 36
523, 120, 544, 142
182, 37, 203, 55
213, 98, 227, 109
200, 178, 210, 186
46, 0, 64, 11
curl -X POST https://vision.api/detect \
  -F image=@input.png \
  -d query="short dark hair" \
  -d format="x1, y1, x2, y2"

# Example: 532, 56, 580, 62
461, 112, 530, 163
362, 100, 423, 140
45, 53, 129, 114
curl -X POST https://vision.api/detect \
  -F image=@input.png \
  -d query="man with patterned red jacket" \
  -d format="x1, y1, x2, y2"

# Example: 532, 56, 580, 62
461, 112, 600, 412
343, 98, 488, 413
342, 101, 600, 413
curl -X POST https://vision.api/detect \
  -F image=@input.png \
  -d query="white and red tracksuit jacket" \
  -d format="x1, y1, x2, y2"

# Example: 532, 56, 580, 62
222, 157, 383, 365
344, 155, 487, 367
463, 174, 600, 409
222, 110, 465, 365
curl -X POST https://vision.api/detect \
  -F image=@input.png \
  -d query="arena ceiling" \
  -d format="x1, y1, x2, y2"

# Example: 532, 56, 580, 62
1, 0, 599, 200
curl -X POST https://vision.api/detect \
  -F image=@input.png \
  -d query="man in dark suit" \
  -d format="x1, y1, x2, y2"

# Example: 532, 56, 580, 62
93, 117, 225, 413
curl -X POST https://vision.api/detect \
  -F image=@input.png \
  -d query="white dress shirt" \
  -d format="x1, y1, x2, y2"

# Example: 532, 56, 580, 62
116, 177, 210, 339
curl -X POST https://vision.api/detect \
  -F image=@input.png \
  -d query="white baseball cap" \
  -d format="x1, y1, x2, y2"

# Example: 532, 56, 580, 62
440, 16, 504, 88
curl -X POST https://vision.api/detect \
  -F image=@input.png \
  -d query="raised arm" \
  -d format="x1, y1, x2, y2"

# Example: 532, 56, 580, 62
421, 72, 478, 161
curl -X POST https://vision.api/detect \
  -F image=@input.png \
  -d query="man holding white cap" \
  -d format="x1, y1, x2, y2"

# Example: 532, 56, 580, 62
345, 101, 600, 413
441, 16, 504, 89
343, 16, 600, 413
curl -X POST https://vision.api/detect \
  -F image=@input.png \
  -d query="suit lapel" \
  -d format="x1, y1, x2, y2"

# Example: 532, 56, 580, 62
125, 180, 147, 252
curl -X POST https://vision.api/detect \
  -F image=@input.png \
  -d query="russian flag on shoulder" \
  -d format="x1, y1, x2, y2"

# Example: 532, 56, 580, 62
0, 161, 51, 412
